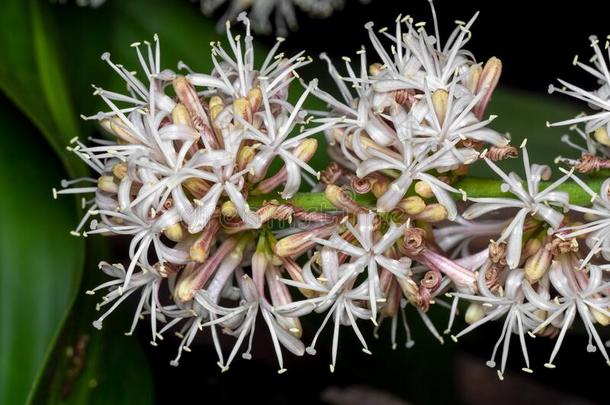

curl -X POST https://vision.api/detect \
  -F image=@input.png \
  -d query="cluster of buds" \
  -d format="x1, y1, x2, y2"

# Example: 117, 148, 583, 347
55, 2, 610, 378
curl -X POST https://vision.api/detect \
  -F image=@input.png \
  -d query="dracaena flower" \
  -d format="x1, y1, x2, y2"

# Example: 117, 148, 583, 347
276, 248, 373, 372
366, 3, 479, 94
200, 0, 362, 35
312, 212, 409, 319
357, 139, 471, 216
522, 261, 610, 368
559, 175, 610, 267
464, 145, 571, 268
548, 35, 610, 146
195, 272, 304, 373
88, 262, 166, 345
450, 265, 539, 379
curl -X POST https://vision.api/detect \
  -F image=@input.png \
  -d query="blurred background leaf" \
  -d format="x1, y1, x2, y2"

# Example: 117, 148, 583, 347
0, 96, 84, 405
30, 240, 154, 405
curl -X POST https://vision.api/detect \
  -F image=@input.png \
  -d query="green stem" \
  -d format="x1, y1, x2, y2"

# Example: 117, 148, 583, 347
247, 177, 606, 212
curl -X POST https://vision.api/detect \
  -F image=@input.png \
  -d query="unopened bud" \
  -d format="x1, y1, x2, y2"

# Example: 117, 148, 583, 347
233, 97, 252, 125
109, 117, 140, 144
396, 277, 419, 307
523, 237, 543, 259
171, 103, 191, 126
413, 203, 448, 222
465, 302, 485, 324
594, 126, 610, 146
274, 223, 336, 257
591, 307, 610, 326
294, 138, 318, 161
247, 87, 262, 112
414, 181, 434, 199
325, 184, 366, 214
432, 89, 448, 125
190, 219, 219, 262
237, 146, 256, 171
370, 177, 389, 198
524, 244, 552, 283
221, 200, 238, 219
398, 196, 426, 215
209, 96, 224, 121
183, 178, 209, 199
474, 57, 502, 119
97, 175, 118, 193
112, 162, 127, 180
163, 222, 185, 242
465, 64, 482, 94
369, 63, 384, 76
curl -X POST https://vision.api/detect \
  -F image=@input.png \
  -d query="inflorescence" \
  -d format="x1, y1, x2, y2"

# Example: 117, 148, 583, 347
55, 1, 610, 378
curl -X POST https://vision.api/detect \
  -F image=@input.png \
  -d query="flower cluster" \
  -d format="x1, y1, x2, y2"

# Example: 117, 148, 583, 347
200, 0, 369, 35
56, 3, 610, 378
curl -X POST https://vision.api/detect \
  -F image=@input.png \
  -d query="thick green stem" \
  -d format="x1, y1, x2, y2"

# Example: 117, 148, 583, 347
247, 177, 605, 211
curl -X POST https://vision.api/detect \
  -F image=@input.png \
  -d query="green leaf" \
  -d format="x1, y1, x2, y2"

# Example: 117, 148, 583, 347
0, 0, 84, 177
30, 242, 154, 405
0, 98, 84, 405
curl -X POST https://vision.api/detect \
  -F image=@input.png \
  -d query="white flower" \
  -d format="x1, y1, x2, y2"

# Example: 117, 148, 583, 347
464, 145, 571, 268
559, 175, 610, 267
451, 266, 539, 378
276, 248, 374, 372
312, 212, 409, 319
366, 2, 478, 94
196, 273, 304, 373
88, 262, 166, 345
522, 262, 610, 368
358, 139, 471, 216
549, 35, 610, 139
200, 0, 360, 34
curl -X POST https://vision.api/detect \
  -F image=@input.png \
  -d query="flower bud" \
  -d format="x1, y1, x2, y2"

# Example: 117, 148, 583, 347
370, 177, 389, 198
237, 146, 256, 171
109, 116, 140, 144
97, 175, 118, 193
522, 237, 542, 259
294, 138, 318, 161
274, 223, 337, 257
221, 200, 238, 219
369, 63, 384, 76
398, 196, 426, 216
594, 126, 610, 146
183, 178, 209, 199
432, 89, 448, 125
414, 181, 434, 199
474, 57, 502, 119
190, 219, 219, 262
233, 97, 252, 125
171, 103, 191, 126
325, 184, 367, 214
465, 302, 485, 324
524, 244, 552, 283
112, 162, 127, 180
163, 222, 185, 242
465, 64, 482, 94
247, 87, 262, 112
413, 203, 448, 222
591, 307, 610, 326
209, 96, 224, 121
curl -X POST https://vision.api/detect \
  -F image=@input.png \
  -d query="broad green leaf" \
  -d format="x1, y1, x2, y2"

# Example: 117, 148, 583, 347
0, 0, 85, 177
30, 242, 154, 405
0, 98, 84, 405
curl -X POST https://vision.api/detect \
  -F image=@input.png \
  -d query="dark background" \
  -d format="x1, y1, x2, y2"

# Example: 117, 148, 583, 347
138, 2, 610, 405
280, 0, 604, 95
